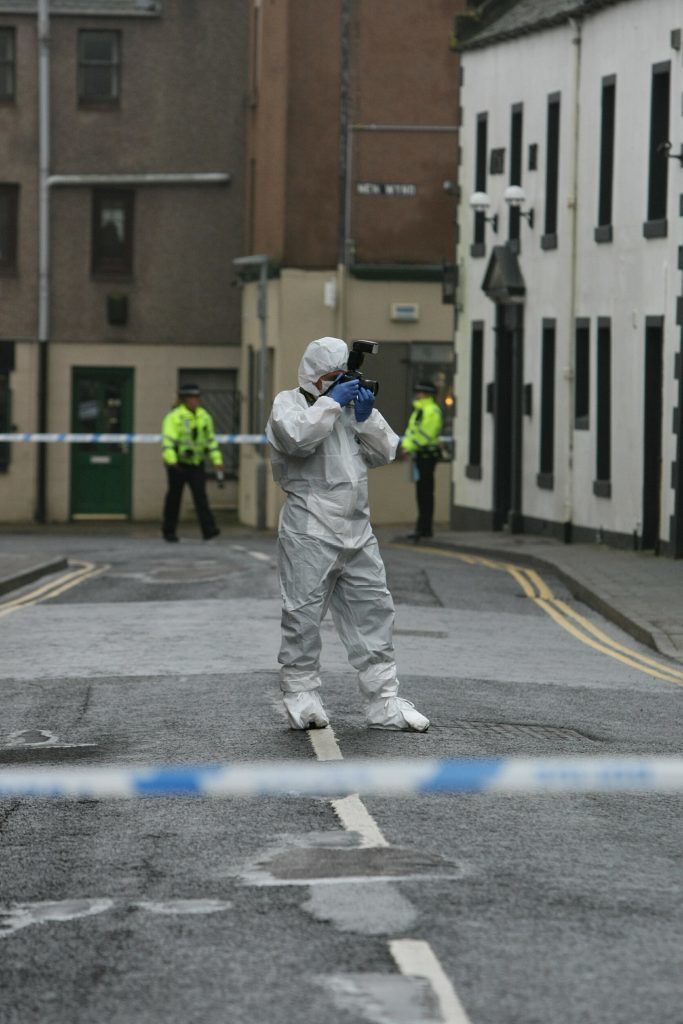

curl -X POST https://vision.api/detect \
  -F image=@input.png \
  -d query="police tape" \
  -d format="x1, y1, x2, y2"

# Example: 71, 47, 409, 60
0, 433, 454, 445
0, 433, 267, 444
0, 756, 681, 799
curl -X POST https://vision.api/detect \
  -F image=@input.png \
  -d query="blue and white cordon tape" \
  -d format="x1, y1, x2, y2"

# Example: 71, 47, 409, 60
0, 433, 453, 445
0, 757, 681, 800
0, 432, 267, 444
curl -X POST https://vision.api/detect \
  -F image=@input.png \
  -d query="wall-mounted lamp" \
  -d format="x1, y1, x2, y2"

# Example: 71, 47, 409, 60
504, 185, 534, 228
658, 141, 683, 166
469, 191, 498, 233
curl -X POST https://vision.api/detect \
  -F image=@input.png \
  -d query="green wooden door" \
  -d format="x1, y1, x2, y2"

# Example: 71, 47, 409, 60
70, 367, 134, 518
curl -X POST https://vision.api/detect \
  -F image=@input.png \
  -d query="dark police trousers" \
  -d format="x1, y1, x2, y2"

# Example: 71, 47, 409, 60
162, 463, 217, 539
414, 452, 437, 538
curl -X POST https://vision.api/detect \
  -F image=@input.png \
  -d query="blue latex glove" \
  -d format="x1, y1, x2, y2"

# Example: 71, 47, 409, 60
326, 375, 360, 407
354, 386, 375, 422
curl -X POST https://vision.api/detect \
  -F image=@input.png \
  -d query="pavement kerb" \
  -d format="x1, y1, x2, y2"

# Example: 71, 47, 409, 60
0, 557, 69, 598
419, 539, 664, 659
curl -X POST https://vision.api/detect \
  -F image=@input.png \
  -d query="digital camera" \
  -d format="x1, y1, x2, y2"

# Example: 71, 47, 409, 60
329, 340, 380, 396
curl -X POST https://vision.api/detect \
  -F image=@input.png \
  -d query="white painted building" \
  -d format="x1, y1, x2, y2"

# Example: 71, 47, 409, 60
453, 0, 683, 556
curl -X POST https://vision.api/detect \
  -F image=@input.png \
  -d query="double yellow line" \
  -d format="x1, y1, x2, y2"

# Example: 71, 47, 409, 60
396, 545, 683, 687
0, 560, 108, 619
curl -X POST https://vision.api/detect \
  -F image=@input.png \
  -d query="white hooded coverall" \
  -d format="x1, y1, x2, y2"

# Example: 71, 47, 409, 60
265, 337, 402, 704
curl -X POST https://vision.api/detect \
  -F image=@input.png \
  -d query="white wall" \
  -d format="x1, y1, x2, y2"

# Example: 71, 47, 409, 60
455, 0, 682, 546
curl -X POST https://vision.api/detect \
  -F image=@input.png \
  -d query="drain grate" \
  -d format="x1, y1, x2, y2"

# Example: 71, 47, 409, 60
452, 720, 596, 742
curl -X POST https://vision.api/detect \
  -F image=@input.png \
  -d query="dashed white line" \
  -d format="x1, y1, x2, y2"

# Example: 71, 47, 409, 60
307, 723, 470, 1020
390, 939, 473, 1024
307, 726, 389, 848
247, 550, 271, 562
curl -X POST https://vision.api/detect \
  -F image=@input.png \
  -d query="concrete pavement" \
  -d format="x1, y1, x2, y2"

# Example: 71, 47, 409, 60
0, 522, 681, 665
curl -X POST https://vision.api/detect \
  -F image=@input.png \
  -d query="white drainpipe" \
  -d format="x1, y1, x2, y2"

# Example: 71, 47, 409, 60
566, 16, 583, 538
47, 172, 231, 186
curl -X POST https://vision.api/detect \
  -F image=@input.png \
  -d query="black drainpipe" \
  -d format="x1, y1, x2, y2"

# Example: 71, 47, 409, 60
337, 0, 352, 267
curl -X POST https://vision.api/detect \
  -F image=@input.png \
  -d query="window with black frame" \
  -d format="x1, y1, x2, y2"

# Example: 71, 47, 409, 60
0, 184, 18, 273
644, 61, 670, 237
92, 189, 134, 276
78, 30, 120, 106
542, 93, 561, 249
0, 27, 15, 102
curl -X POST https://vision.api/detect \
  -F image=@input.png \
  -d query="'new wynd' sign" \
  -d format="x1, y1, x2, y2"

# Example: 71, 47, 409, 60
356, 182, 417, 196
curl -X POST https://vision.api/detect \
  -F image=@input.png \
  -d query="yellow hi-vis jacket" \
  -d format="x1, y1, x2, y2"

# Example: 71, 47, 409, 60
161, 403, 223, 467
400, 396, 443, 456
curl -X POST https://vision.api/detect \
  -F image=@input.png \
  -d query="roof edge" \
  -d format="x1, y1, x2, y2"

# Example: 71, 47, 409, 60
452, 0, 625, 52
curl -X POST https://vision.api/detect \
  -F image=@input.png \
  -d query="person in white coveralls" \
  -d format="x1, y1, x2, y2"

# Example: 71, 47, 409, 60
265, 336, 430, 732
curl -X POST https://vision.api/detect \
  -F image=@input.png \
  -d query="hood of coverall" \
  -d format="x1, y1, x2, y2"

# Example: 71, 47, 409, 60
297, 337, 349, 397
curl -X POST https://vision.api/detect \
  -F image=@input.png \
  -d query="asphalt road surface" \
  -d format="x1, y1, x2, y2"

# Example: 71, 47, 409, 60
0, 530, 681, 1024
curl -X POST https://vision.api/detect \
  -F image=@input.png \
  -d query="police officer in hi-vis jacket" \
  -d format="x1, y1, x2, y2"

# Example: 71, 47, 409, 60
160, 383, 223, 542
400, 381, 443, 541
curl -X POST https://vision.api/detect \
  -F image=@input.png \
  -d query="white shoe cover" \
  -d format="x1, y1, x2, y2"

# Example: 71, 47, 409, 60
365, 696, 429, 732
283, 690, 330, 730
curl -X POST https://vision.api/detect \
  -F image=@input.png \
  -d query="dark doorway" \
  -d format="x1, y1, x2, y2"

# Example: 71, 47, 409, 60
493, 305, 514, 530
642, 320, 663, 550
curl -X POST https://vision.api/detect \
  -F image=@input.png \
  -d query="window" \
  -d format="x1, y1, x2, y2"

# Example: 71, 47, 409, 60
508, 104, 523, 246
542, 93, 560, 249
538, 321, 555, 487
92, 190, 134, 276
0, 27, 15, 102
644, 61, 670, 236
596, 76, 616, 242
594, 319, 611, 496
0, 184, 18, 273
574, 319, 590, 429
472, 113, 488, 256
78, 30, 120, 105
336, 341, 452, 440
467, 323, 484, 478
180, 369, 240, 478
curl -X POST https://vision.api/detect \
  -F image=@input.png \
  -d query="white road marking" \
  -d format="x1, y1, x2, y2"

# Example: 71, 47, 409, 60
307, 725, 344, 761
390, 939, 472, 1024
0, 899, 114, 936
247, 550, 271, 562
5, 729, 96, 750
308, 722, 469, 1018
132, 899, 232, 915
307, 726, 389, 848
0, 898, 232, 937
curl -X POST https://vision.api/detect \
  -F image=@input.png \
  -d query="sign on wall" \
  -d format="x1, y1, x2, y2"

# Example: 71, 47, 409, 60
356, 182, 417, 196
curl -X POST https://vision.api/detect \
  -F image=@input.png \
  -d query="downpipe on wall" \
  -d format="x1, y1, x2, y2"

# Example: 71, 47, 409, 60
564, 16, 582, 543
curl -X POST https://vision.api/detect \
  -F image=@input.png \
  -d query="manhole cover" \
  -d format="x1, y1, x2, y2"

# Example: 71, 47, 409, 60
453, 720, 596, 742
